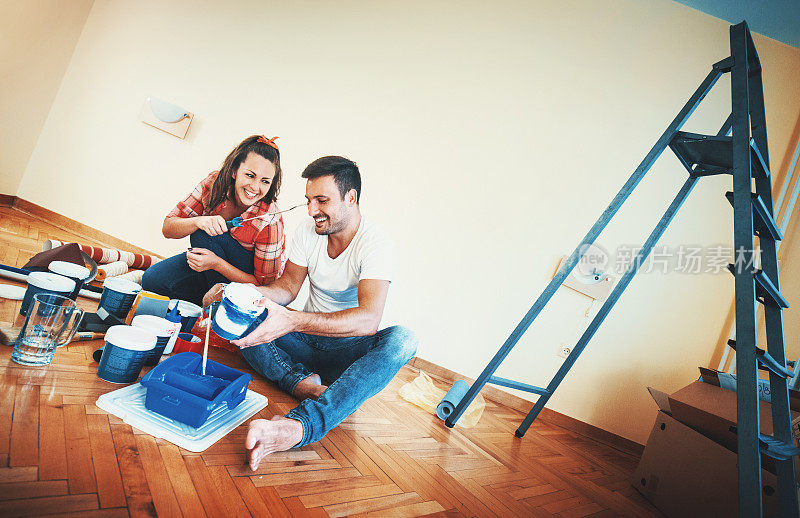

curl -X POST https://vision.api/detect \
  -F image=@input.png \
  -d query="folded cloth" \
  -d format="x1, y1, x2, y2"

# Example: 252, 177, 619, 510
23, 242, 85, 271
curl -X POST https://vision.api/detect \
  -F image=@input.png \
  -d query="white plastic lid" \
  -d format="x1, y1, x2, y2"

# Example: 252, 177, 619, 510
223, 283, 264, 314
131, 315, 175, 337
27, 271, 76, 293
103, 277, 142, 294
48, 260, 90, 280
105, 325, 157, 351
176, 300, 202, 317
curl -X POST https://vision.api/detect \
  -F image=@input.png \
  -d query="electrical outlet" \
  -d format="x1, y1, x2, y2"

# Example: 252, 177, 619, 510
557, 345, 572, 359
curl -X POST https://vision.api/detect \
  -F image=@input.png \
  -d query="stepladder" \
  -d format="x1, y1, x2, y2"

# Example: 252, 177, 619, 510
444, 21, 799, 518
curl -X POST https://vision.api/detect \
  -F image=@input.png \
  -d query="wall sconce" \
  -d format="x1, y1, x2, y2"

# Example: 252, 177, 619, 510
139, 96, 194, 139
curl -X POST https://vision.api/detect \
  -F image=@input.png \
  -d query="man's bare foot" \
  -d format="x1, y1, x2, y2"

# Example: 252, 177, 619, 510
293, 373, 327, 400
245, 416, 304, 471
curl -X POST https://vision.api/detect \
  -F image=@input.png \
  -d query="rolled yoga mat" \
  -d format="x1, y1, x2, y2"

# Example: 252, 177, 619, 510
96, 261, 128, 281
43, 240, 160, 269
436, 379, 471, 420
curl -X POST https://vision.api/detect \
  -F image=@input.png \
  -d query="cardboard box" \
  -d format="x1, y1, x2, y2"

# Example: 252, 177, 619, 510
633, 411, 780, 517
634, 378, 799, 516
668, 381, 800, 454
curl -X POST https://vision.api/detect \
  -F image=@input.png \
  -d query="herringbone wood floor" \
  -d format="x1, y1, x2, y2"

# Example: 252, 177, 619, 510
0, 204, 662, 517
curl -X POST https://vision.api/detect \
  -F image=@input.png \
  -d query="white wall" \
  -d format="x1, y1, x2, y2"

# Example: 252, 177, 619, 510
18, 0, 800, 443
0, 0, 93, 195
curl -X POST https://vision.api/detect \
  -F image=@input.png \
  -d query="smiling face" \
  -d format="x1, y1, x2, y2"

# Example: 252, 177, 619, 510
232, 152, 276, 209
305, 175, 357, 235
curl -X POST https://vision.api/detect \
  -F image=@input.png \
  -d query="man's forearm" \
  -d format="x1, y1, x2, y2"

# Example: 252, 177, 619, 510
289, 308, 379, 337
255, 281, 297, 307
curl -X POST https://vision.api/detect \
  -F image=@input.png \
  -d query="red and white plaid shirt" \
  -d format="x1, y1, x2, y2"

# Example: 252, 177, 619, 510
167, 171, 285, 285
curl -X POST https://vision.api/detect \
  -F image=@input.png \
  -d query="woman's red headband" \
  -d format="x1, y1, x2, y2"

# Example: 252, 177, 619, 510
257, 135, 279, 150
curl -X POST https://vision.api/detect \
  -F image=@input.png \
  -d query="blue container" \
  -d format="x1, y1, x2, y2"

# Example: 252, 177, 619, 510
98, 277, 141, 319
48, 261, 90, 301
20, 272, 75, 316
173, 300, 202, 333
132, 314, 178, 366
97, 325, 156, 384
141, 352, 252, 428
210, 283, 266, 340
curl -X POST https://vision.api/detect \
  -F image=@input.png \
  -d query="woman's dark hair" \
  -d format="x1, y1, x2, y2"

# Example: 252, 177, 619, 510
301, 156, 361, 202
207, 135, 282, 213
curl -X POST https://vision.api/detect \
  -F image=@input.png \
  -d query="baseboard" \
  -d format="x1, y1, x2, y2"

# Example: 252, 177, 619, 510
409, 357, 645, 457
1, 194, 163, 259
0, 194, 15, 207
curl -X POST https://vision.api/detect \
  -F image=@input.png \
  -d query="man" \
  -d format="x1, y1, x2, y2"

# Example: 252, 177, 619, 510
204, 156, 417, 471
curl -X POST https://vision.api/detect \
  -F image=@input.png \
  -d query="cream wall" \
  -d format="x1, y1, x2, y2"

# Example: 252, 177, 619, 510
0, 0, 93, 195
18, 0, 800, 444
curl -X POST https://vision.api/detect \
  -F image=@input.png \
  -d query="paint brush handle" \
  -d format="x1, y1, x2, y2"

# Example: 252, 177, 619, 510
202, 306, 211, 375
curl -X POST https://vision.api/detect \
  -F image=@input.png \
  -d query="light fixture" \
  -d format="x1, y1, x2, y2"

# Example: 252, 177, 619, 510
139, 96, 194, 139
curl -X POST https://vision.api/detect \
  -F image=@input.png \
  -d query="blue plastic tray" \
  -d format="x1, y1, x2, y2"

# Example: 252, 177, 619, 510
140, 352, 252, 428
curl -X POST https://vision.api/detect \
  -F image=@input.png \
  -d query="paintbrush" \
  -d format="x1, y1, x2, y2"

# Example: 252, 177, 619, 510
202, 307, 210, 375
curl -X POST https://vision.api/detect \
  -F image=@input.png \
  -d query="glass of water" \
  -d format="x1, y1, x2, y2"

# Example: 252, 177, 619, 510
11, 293, 84, 366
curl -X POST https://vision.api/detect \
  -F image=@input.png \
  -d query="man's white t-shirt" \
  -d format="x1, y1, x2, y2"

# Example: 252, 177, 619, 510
288, 217, 396, 313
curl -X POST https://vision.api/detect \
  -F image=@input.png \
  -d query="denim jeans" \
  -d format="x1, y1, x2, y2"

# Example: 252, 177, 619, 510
240, 326, 418, 446
142, 230, 255, 306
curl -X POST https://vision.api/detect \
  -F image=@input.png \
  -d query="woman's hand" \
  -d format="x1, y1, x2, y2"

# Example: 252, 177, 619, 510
203, 283, 226, 307
186, 248, 221, 272
195, 215, 228, 236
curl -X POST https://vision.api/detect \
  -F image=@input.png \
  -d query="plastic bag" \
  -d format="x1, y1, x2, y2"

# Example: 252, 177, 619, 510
398, 371, 485, 428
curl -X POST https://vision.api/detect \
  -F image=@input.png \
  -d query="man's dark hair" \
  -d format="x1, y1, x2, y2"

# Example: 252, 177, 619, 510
301, 156, 361, 203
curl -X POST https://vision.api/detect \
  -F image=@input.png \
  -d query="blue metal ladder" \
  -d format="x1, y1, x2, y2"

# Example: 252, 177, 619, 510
444, 21, 798, 517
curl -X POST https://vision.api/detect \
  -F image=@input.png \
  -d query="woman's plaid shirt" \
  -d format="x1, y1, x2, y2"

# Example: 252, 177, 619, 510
167, 171, 285, 284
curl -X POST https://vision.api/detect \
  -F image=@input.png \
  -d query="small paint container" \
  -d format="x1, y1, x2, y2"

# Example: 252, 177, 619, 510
97, 325, 156, 384
98, 277, 141, 319
211, 283, 265, 340
48, 261, 90, 300
131, 314, 178, 366
171, 299, 202, 332
172, 333, 203, 354
20, 272, 75, 317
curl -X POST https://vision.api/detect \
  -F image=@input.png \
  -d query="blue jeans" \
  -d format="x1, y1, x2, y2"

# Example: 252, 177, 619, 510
142, 230, 255, 306
240, 326, 417, 446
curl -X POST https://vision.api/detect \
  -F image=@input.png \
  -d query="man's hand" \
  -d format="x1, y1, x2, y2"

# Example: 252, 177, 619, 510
232, 297, 297, 348
203, 283, 226, 307
187, 248, 220, 272
195, 215, 228, 236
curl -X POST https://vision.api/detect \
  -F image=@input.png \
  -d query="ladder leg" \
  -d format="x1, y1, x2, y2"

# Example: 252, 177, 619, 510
516, 176, 698, 436
445, 67, 725, 429
730, 22, 762, 518
748, 49, 798, 517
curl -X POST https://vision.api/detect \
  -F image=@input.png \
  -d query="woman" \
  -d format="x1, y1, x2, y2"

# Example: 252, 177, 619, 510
142, 135, 285, 306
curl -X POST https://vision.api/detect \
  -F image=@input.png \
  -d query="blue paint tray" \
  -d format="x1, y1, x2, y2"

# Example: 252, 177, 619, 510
96, 382, 267, 452
140, 352, 253, 428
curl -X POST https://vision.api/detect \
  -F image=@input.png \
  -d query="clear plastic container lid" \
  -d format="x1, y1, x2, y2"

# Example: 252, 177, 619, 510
105, 325, 157, 351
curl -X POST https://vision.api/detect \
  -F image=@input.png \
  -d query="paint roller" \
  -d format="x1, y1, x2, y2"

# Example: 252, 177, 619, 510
95, 261, 128, 281
436, 380, 471, 421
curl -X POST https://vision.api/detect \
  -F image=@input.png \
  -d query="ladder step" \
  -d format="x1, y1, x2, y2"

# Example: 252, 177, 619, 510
669, 132, 770, 178
726, 265, 789, 308
670, 132, 733, 176
727, 339, 793, 378
487, 376, 550, 395
759, 433, 800, 461
724, 191, 783, 241
750, 138, 771, 179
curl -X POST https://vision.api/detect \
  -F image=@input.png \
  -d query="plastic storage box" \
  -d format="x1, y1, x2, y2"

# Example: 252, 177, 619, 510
140, 352, 252, 428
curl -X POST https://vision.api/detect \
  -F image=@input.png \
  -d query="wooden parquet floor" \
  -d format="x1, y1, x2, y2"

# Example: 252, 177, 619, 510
0, 205, 663, 517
